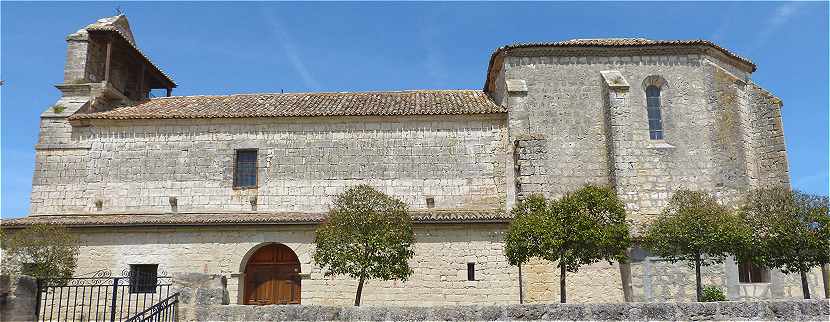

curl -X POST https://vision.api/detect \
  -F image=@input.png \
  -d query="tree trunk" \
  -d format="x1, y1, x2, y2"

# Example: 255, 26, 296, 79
800, 270, 811, 299
619, 255, 633, 302
822, 264, 830, 299
354, 275, 365, 306
695, 254, 703, 302
560, 264, 566, 303
518, 264, 524, 304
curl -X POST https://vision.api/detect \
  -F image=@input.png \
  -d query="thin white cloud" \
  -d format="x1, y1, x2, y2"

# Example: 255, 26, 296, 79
750, 2, 803, 51
261, 10, 321, 91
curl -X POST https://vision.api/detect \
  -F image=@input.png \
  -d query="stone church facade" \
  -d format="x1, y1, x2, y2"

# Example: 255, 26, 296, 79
3, 15, 823, 305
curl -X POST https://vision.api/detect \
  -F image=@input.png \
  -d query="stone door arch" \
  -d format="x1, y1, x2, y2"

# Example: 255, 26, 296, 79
243, 243, 301, 305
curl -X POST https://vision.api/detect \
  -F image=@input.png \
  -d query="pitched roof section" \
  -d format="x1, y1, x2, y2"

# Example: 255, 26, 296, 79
69, 90, 505, 120
485, 38, 757, 91
0, 209, 511, 228
78, 15, 176, 87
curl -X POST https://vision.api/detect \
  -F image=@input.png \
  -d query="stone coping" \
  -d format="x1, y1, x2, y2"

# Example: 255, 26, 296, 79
187, 300, 830, 321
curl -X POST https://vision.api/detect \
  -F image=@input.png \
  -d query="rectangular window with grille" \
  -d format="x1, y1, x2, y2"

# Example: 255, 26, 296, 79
129, 264, 158, 293
738, 260, 769, 283
234, 149, 258, 188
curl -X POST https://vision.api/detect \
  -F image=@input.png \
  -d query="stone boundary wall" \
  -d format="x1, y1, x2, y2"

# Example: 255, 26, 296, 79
185, 300, 829, 321
1, 275, 828, 321
173, 273, 829, 321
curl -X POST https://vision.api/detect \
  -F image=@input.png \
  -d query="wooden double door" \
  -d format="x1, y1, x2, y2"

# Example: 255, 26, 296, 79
244, 244, 301, 305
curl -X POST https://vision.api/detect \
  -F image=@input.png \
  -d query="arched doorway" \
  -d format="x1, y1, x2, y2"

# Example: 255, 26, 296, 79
243, 243, 301, 305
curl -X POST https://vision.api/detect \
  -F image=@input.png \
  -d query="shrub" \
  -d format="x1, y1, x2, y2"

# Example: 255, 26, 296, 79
1, 224, 80, 280
701, 285, 727, 302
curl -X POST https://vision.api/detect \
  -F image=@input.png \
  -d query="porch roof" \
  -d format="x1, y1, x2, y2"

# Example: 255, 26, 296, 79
0, 209, 511, 228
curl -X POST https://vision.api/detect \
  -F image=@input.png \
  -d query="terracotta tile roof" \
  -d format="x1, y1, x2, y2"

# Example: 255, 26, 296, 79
86, 24, 177, 87
485, 38, 757, 91
0, 209, 510, 228
69, 90, 505, 120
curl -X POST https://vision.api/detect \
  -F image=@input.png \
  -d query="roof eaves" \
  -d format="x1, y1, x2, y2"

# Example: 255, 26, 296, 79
483, 39, 757, 92
87, 26, 176, 87
0, 209, 511, 228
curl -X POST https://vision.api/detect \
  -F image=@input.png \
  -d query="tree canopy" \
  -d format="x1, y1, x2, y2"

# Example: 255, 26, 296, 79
504, 185, 631, 303
641, 189, 748, 301
739, 186, 829, 299
313, 184, 415, 306
1, 224, 80, 280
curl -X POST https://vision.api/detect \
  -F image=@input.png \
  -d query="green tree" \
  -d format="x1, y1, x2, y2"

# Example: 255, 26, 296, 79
504, 185, 631, 303
313, 185, 415, 306
1, 224, 80, 280
641, 189, 749, 302
739, 187, 830, 299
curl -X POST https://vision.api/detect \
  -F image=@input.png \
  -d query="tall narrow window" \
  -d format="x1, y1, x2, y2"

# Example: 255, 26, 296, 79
467, 263, 476, 281
646, 85, 664, 140
234, 150, 257, 188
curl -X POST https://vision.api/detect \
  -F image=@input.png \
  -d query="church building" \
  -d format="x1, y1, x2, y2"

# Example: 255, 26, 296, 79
3, 15, 823, 306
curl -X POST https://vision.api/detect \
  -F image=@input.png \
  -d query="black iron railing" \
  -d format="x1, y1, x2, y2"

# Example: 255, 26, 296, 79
123, 292, 179, 322
36, 269, 173, 322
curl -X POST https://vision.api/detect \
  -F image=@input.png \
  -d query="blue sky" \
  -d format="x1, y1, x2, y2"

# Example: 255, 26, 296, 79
1, 2, 828, 218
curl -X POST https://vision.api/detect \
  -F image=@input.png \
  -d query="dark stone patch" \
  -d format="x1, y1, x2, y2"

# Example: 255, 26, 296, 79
639, 302, 677, 320
718, 300, 762, 319
476, 304, 506, 321
677, 302, 718, 321
544, 303, 589, 321
590, 303, 632, 320
762, 301, 799, 321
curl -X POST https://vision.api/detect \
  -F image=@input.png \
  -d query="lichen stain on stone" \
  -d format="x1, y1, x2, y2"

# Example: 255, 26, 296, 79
714, 68, 741, 149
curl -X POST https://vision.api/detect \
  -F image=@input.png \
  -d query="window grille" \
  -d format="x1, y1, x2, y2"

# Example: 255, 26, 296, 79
234, 150, 258, 188
646, 85, 664, 140
129, 264, 159, 293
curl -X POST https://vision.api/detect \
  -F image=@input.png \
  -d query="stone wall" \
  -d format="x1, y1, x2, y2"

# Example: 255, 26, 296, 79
31, 115, 507, 215
747, 84, 789, 187
498, 51, 789, 223
0, 275, 37, 322
71, 223, 526, 307
64, 224, 822, 307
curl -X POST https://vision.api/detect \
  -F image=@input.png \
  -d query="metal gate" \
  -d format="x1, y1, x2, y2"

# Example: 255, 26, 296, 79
36, 269, 174, 322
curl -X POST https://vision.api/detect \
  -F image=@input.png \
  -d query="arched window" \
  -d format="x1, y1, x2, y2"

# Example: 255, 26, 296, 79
646, 85, 664, 140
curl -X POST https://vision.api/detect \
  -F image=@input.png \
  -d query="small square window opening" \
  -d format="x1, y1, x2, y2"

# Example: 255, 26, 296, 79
426, 197, 435, 209
129, 264, 159, 293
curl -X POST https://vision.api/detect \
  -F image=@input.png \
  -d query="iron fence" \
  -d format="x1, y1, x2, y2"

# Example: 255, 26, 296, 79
36, 269, 173, 322
123, 292, 179, 322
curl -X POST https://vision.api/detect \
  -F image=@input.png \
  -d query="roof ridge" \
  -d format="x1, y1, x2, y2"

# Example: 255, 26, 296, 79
152, 89, 486, 100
